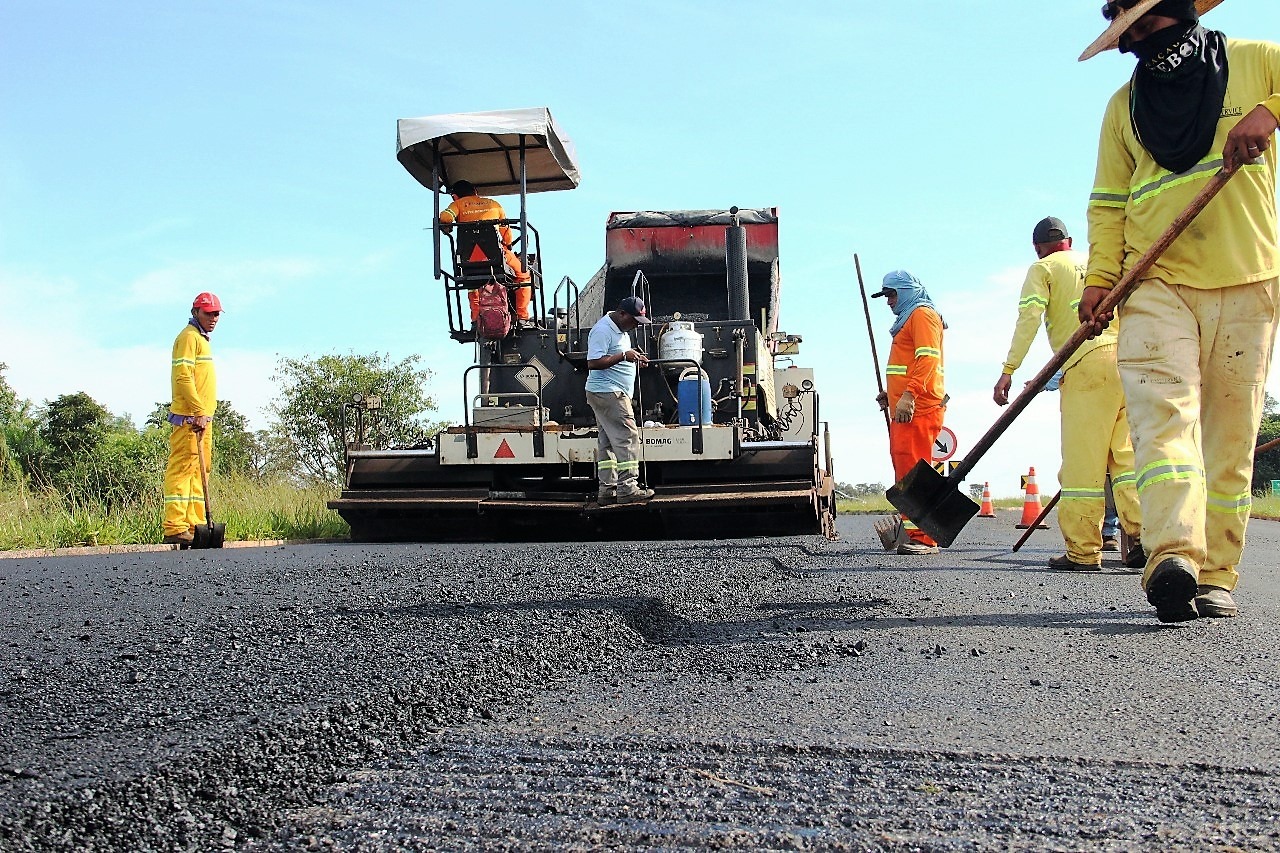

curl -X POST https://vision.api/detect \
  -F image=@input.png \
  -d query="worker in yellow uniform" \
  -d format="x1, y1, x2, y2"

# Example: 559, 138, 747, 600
1078, 0, 1280, 621
439, 179, 533, 324
993, 217, 1143, 572
874, 270, 946, 555
162, 292, 220, 547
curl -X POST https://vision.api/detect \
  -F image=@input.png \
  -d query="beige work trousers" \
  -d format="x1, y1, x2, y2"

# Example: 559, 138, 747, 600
1118, 277, 1279, 591
1057, 345, 1141, 565
586, 390, 644, 499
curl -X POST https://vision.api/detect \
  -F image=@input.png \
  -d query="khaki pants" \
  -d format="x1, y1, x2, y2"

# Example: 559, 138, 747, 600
586, 391, 644, 499
1119, 278, 1279, 591
1057, 345, 1141, 565
163, 424, 212, 536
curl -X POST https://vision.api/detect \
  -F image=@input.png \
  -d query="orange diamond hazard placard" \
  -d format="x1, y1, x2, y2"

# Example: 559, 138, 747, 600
494, 439, 516, 459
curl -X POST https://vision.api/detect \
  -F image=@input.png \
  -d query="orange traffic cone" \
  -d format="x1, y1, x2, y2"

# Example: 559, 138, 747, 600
1014, 467, 1050, 529
978, 482, 995, 518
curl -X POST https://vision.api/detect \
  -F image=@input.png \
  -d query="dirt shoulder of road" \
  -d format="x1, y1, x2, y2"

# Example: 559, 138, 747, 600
0, 538, 346, 560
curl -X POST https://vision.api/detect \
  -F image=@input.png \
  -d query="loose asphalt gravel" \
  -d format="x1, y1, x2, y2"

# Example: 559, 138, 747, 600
1, 510, 1278, 851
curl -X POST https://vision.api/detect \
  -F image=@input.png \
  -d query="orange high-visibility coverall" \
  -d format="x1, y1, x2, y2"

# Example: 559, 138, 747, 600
440, 195, 532, 320
886, 306, 946, 546
163, 322, 215, 538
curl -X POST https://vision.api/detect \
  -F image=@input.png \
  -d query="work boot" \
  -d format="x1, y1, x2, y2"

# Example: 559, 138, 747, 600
1124, 539, 1146, 572
617, 488, 655, 505
897, 540, 939, 556
162, 531, 194, 549
1194, 585, 1238, 618
1145, 557, 1199, 623
598, 491, 617, 506
1102, 536, 1120, 552
1047, 554, 1101, 572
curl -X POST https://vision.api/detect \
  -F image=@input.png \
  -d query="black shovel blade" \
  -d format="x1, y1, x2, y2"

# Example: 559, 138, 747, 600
191, 522, 226, 549
886, 459, 980, 548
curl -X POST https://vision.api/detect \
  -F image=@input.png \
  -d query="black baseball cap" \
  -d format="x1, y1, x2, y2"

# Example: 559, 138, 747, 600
619, 296, 652, 324
1033, 216, 1070, 244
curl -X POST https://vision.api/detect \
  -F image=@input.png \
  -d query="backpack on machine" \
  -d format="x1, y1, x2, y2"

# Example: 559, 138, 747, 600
475, 281, 513, 339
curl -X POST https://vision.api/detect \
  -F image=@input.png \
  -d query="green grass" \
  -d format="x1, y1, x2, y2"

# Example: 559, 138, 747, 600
1250, 493, 1280, 520
0, 475, 348, 550
837, 495, 1023, 514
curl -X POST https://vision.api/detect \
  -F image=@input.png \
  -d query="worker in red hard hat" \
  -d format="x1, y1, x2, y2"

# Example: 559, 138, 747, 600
161, 292, 221, 547
439, 180, 533, 324
1078, 0, 1280, 622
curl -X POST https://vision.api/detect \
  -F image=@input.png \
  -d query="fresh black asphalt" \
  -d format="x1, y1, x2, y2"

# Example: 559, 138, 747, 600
2, 511, 1277, 850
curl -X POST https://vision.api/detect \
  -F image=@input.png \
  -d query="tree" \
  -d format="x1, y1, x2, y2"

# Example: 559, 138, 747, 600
0, 363, 19, 426
38, 392, 112, 482
0, 363, 35, 484
1254, 392, 1280, 495
268, 352, 443, 485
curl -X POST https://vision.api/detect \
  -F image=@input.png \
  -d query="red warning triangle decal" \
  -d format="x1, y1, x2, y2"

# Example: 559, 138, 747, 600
494, 439, 516, 459
468, 244, 490, 263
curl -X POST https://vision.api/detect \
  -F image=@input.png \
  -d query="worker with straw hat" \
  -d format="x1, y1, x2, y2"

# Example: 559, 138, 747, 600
1078, 0, 1280, 621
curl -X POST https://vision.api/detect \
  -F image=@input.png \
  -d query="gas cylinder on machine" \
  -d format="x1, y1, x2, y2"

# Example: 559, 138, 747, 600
659, 320, 703, 368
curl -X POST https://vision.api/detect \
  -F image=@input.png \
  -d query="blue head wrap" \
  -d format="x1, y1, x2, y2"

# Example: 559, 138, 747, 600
882, 270, 945, 335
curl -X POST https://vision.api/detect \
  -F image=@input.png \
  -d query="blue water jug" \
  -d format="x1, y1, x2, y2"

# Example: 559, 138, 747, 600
677, 369, 713, 425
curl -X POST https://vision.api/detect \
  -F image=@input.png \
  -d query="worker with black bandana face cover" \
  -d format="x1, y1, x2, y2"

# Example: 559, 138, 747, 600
1078, 0, 1280, 622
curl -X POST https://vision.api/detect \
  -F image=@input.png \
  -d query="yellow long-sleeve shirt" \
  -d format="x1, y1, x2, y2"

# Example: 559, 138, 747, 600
171, 323, 216, 417
886, 306, 945, 411
1086, 39, 1280, 292
1002, 249, 1116, 376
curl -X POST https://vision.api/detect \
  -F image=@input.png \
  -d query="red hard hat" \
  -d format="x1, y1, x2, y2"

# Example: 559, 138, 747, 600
192, 292, 222, 312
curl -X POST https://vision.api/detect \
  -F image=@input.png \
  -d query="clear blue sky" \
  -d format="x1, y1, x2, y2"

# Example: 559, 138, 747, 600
1, 1, 1275, 497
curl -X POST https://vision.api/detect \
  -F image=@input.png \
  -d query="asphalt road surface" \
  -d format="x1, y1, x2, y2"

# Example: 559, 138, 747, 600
2, 511, 1278, 851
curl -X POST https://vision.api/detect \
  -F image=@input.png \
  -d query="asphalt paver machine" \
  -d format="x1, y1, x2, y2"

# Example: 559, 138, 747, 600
329, 107, 836, 541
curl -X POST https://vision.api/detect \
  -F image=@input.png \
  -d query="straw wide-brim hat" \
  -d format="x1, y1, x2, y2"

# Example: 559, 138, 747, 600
1079, 0, 1226, 61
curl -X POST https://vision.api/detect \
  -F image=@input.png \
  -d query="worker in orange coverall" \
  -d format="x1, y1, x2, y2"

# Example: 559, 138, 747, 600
439, 179, 532, 323
874, 270, 947, 555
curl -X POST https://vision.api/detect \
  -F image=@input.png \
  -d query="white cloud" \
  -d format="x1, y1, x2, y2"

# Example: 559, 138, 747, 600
124, 257, 322, 309
2, 264, 291, 430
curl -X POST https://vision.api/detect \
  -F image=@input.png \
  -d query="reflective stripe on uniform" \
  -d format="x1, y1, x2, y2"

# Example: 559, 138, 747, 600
1129, 157, 1266, 208
617, 460, 639, 472
1061, 488, 1106, 501
1112, 470, 1136, 488
1135, 459, 1203, 494
1206, 489, 1251, 515
914, 347, 941, 359
1089, 185, 1129, 208
1019, 294, 1048, 309
886, 364, 907, 376
597, 459, 617, 471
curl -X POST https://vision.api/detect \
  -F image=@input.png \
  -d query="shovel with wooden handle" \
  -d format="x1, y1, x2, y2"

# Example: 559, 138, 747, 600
191, 428, 226, 549
888, 168, 1235, 547
857, 254, 904, 550
856, 254, 893, 436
